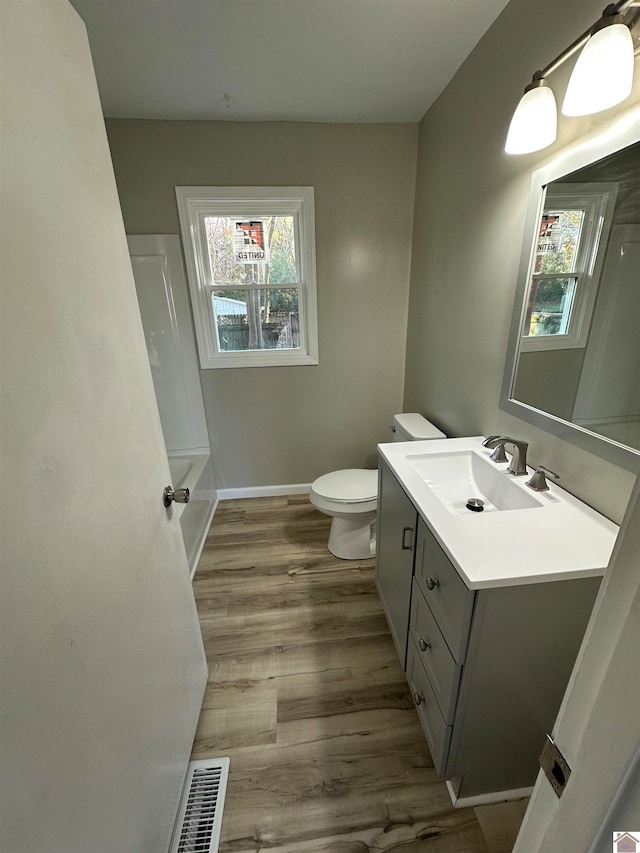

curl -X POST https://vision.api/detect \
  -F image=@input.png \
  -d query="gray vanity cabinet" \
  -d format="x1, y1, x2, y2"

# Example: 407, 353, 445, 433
445, 570, 600, 797
374, 461, 417, 665
376, 456, 602, 799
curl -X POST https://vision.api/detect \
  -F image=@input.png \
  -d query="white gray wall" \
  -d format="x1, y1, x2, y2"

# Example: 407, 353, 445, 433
107, 120, 418, 489
403, 0, 640, 523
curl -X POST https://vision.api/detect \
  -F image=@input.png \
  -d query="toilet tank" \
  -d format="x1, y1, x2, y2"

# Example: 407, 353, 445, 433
392, 413, 446, 442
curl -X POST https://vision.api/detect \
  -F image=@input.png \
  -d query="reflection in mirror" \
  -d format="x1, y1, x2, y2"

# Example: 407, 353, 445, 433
503, 131, 640, 469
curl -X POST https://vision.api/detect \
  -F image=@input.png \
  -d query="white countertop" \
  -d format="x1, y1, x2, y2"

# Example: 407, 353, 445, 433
378, 436, 619, 590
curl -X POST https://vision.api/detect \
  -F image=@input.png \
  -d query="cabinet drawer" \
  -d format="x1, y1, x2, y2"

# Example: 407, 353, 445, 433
406, 635, 451, 776
410, 580, 462, 724
415, 518, 475, 662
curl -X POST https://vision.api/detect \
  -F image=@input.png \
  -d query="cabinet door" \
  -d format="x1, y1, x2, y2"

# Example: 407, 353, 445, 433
375, 459, 417, 666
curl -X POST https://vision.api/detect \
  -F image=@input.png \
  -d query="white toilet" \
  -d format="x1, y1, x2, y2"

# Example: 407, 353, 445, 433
310, 413, 446, 560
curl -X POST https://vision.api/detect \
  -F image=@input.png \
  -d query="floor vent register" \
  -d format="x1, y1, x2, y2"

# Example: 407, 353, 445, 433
170, 757, 230, 853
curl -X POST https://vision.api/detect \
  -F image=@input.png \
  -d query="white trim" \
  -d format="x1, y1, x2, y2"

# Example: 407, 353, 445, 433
175, 186, 318, 369
217, 483, 312, 500
446, 780, 533, 809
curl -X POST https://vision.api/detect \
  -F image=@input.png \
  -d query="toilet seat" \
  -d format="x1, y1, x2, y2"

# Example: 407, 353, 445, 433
311, 469, 377, 503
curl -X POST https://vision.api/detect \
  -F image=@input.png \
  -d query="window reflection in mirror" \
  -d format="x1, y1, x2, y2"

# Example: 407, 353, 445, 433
511, 140, 640, 453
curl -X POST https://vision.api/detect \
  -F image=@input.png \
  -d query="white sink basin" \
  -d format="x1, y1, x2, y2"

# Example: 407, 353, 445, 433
406, 449, 543, 515
378, 436, 619, 589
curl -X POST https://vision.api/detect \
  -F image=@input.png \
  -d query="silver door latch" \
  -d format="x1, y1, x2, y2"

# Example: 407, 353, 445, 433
163, 485, 190, 508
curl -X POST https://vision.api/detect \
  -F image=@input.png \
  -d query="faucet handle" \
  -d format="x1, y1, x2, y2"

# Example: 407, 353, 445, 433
489, 444, 508, 463
483, 435, 508, 461
526, 465, 560, 492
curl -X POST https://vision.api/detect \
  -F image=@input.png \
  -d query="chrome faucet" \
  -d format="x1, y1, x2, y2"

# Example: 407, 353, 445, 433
482, 435, 529, 476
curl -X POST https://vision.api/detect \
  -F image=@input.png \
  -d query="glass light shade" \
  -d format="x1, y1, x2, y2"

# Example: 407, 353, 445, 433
562, 23, 634, 116
505, 84, 557, 155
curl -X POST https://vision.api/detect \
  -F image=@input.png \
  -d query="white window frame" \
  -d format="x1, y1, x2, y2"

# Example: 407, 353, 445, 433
520, 182, 618, 353
176, 186, 318, 369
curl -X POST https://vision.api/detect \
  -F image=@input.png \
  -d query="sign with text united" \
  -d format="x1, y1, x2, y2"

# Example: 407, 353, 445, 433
233, 220, 268, 264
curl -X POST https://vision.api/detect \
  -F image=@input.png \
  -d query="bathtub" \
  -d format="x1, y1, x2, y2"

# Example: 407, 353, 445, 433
167, 452, 217, 579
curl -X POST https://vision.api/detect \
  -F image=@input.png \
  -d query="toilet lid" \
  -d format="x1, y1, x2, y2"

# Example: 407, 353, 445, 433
312, 469, 378, 503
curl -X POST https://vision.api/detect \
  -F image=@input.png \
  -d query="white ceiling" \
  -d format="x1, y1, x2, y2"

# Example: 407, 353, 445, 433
70, 0, 510, 123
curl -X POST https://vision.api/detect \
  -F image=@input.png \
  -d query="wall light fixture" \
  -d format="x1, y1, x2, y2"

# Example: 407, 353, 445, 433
505, 1, 639, 155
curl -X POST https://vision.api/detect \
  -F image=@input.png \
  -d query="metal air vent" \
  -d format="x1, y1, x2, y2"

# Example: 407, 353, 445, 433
170, 757, 230, 853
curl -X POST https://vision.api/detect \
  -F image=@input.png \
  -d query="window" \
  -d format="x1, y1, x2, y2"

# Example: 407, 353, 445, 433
520, 182, 617, 352
176, 187, 318, 368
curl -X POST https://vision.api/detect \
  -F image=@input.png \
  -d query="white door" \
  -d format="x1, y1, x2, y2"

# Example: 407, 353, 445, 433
514, 477, 640, 850
0, 2, 207, 851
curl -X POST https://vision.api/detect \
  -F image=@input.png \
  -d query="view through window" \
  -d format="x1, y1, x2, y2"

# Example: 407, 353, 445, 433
176, 187, 318, 369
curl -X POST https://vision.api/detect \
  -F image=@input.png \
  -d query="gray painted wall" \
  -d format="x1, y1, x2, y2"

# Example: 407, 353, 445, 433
403, 0, 639, 523
514, 349, 585, 422
107, 120, 418, 489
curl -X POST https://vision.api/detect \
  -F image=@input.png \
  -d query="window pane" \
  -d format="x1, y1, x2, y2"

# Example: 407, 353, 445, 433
212, 289, 300, 352
536, 208, 585, 274
204, 216, 298, 285
524, 277, 577, 337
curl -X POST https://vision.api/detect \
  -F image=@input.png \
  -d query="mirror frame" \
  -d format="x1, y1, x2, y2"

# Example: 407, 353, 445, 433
500, 109, 640, 473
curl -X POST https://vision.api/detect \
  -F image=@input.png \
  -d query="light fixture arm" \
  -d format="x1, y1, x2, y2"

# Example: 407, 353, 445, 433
529, 0, 638, 85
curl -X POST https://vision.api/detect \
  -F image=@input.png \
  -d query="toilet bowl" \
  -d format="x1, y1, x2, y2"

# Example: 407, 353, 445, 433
310, 469, 378, 560
310, 414, 446, 560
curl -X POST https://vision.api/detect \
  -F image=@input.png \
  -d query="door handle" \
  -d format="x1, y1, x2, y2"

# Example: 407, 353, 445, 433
401, 526, 414, 551
163, 485, 190, 508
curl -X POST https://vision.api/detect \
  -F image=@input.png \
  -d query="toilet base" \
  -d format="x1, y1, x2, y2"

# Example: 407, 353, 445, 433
327, 512, 377, 560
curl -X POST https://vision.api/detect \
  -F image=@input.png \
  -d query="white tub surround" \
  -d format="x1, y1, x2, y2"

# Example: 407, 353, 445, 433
129, 235, 217, 579
378, 436, 618, 589
167, 452, 216, 578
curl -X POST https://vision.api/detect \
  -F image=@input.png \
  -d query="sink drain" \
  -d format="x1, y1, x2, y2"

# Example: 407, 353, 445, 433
466, 497, 485, 512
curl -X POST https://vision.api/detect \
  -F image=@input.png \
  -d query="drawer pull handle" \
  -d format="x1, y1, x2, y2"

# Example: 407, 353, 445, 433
419, 638, 431, 652
425, 576, 440, 591
414, 692, 425, 706
401, 526, 414, 551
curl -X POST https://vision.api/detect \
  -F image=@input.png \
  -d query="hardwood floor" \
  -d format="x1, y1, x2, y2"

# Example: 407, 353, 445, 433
191, 495, 524, 852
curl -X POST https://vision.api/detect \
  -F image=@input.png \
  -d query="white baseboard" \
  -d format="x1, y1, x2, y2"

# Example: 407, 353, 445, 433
217, 483, 312, 500
446, 780, 533, 809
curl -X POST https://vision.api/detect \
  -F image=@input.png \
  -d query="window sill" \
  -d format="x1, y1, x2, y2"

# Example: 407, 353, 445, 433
520, 336, 586, 353
202, 352, 319, 369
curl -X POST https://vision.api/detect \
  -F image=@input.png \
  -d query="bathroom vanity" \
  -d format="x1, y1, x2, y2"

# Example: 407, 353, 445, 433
375, 436, 619, 804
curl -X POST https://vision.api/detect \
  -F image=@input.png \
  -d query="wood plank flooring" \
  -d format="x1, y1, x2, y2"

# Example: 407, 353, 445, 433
191, 495, 523, 852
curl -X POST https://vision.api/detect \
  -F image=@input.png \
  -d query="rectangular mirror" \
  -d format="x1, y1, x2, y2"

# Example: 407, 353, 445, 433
500, 115, 640, 473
